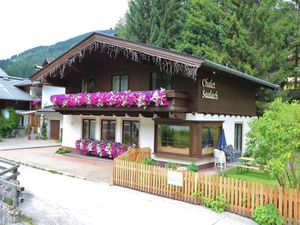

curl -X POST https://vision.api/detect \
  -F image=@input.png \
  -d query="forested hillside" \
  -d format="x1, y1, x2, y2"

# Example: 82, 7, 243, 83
0, 29, 114, 77
115, 0, 299, 112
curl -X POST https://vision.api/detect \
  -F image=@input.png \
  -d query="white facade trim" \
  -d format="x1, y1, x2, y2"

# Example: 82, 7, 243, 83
62, 113, 255, 154
186, 113, 256, 151
62, 115, 155, 150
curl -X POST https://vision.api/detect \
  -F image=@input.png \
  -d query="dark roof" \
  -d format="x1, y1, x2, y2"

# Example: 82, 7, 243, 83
31, 32, 278, 90
14, 79, 34, 87
202, 60, 279, 90
37, 105, 55, 113
42, 58, 54, 67
0, 68, 33, 101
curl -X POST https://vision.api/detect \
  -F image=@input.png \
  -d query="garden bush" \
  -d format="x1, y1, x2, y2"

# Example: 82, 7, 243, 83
165, 162, 178, 169
141, 157, 156, 165
204, 194, 228, 212
253, 204, 284, 225
56, 148, 71, 154
41, 118, 47, 140
186, 163, 199, 172
0, 108, 20, 137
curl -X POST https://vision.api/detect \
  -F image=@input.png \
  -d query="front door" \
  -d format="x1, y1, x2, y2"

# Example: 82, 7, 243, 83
50, 120, 60, 140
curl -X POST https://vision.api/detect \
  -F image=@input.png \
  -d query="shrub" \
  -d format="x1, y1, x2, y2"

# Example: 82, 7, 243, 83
0, 108, 20, 137
41, 118, 47, 140
186, 163, 199, 172
141, 158, 156, 165
253, 204, 284, 225
56, 148, 71, 154
204, 194, 228, 213
165, 162, 178, 169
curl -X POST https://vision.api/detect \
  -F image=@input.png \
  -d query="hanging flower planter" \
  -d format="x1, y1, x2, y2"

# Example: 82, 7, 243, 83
32, 98, 41, 107
50, 89, 169, 109
75, 138, 132, 159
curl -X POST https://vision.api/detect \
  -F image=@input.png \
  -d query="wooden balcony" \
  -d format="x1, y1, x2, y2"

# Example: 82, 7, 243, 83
54, 90, 190, 117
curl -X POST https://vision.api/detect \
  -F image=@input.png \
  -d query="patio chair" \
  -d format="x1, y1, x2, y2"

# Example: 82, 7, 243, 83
214, 149, 226, 171
228, 145, 240, 160
221, 146, 234, 163
213, 149, 219, 167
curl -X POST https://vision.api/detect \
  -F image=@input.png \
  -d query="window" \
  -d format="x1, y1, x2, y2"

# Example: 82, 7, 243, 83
112, 75, 128, 92
151, 72, 172, 90
101, 120, 116, 141
234, 124, 243, 151
122, 121, 139, 146
82, 119, 96, 139
156, 124, 190, 155
81, 78, 95, 93
202, 126, 222, 155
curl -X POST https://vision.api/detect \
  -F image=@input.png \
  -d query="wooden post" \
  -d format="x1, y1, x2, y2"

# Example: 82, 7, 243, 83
27, 116, 31, 140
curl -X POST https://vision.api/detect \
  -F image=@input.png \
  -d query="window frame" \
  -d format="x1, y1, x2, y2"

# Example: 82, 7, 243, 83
201, 122, 222, 156
81, 78, 95, 93
234, 123, 243, 151
101, 119, 116, 141
82, 119, 96, 139
112, 74, 129, 92
150, 72, 173, 90
154, 119, 223, 158
155, 123, 191, 156
122, 120, 140, 146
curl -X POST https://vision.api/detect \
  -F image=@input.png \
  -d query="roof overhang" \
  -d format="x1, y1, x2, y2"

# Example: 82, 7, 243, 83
30, 32, 278, 91
31, 33, 203, 82
202, 60, 280, 90
15, 110, 37, 115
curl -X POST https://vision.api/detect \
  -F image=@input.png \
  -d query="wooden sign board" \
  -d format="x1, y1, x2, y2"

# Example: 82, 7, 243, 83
167, 170, 183, 186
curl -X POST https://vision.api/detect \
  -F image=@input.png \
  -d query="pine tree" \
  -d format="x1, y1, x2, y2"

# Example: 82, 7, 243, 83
177, 0, 296, 83
116, 0, 188, 49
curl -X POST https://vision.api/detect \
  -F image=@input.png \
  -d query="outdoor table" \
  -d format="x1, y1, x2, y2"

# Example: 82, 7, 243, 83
236, 157, 259, 172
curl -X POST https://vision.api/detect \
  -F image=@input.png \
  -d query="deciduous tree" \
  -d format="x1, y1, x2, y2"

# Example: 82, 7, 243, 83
246, 98, 300, 188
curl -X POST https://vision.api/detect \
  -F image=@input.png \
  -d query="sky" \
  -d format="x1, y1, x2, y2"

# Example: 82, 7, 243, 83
0, 0, 128, 60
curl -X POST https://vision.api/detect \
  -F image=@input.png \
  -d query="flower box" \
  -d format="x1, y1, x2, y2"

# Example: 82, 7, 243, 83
51, 89, 169, 109
75, 138, 131, 159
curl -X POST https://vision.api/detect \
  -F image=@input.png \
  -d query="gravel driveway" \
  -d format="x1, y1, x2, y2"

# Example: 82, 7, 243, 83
18, 165, 257, 225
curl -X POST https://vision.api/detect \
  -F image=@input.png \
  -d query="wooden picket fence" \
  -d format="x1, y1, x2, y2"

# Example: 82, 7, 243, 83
113, 148, 300, 224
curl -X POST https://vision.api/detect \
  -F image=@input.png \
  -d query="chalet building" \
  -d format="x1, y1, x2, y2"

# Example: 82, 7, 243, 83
30, 33, 278, 167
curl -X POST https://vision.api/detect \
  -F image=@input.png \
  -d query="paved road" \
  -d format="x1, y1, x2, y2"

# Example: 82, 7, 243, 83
17, 165, 257, 225
0, 137, 60, 150
0, 147, 113, 183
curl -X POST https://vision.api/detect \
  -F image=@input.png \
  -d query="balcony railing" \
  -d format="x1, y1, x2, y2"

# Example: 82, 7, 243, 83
51, 90, 190, 115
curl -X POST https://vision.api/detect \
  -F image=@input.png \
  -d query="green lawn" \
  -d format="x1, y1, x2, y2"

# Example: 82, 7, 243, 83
220, 167, 278, 186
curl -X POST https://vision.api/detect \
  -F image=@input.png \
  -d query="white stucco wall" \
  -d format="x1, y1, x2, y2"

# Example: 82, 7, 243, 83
30, 86, 42, 98
61, 113, 253, 152
62, 115, 82, 148
186, 113, 255, 152
139, 117, 155, 150
61, 114, 155, 150
42, 85, 65, 109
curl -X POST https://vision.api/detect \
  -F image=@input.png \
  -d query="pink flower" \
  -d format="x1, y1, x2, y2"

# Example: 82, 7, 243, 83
51, 89, 169, 109
75, 138, 132, 159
